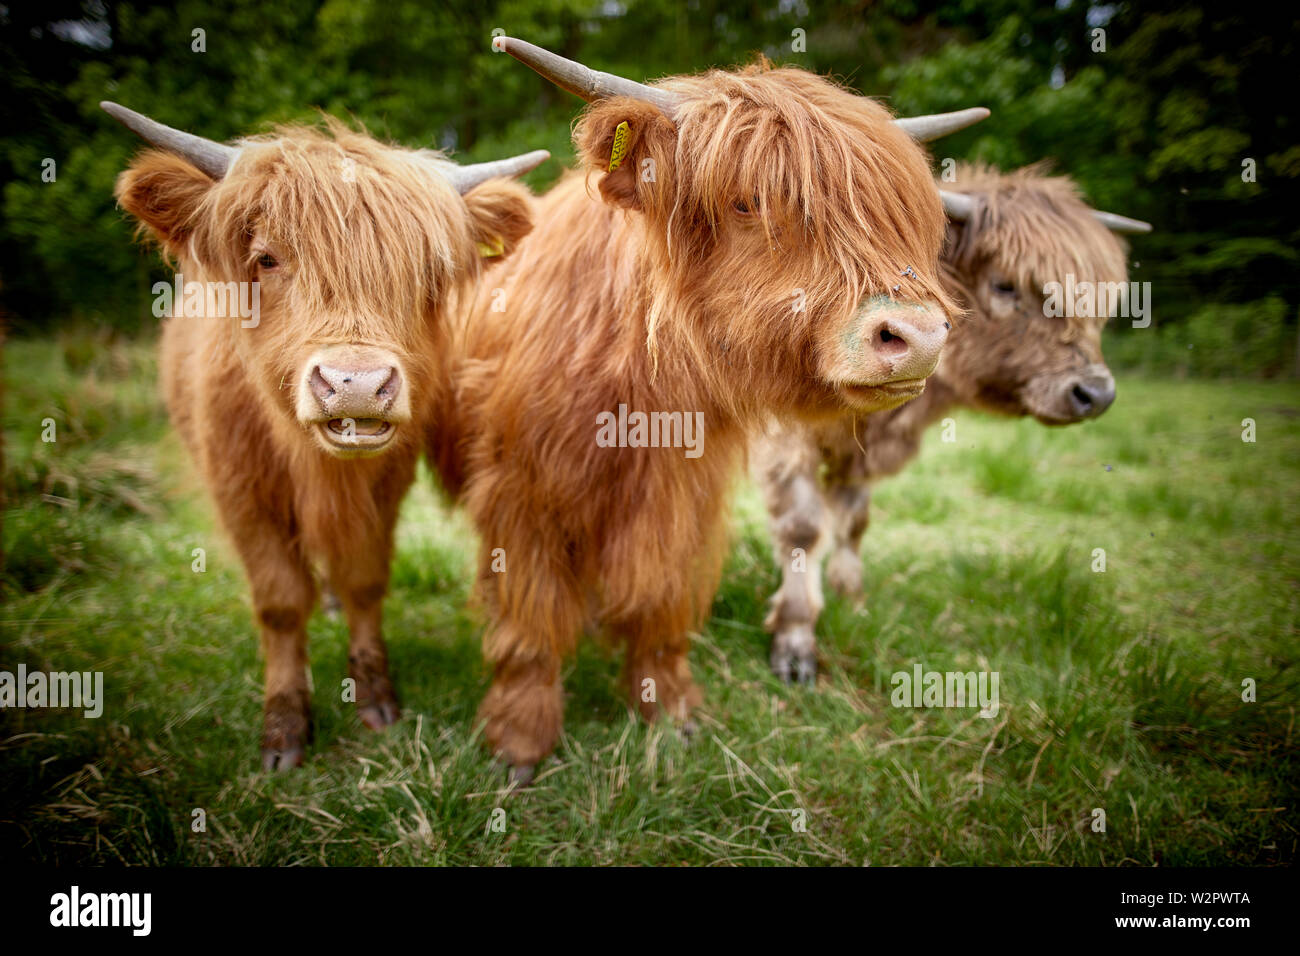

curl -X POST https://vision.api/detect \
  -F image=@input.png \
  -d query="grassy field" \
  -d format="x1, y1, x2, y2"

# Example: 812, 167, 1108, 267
2, 332, 1297, 866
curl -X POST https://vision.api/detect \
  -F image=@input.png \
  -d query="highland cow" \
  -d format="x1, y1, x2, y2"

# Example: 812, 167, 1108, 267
428, 39, 986, 782
752, 162, 1151, 682
105, 103, 545, 768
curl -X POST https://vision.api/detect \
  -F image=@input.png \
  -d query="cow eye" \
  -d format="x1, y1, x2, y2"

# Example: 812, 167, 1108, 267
733, 196, 759, 216
991, 277, 1015, 295
256, 253, 278, 270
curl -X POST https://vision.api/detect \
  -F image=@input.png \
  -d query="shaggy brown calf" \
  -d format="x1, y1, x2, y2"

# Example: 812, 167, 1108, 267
752, 162, 1151, 681
105, 103, 544, 768
429, 39, 986, 782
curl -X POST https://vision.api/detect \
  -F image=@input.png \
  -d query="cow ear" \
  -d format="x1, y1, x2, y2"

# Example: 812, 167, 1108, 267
114, 150, 215, 258
574, 98, 676, 212
462, 178, 534, 267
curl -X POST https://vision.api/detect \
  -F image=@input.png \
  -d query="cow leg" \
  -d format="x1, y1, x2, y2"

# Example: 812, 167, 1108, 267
753, 424, 830, 684
319, 461, 409, 731
601, 479, 730, 735
327, 550, 400, 732
617, 597, 703, 733
478, 646, 565, 787
762, 468, 828, 685
825, 482, 871, 597
474, 539, 582, 785
229, 529, 316, 771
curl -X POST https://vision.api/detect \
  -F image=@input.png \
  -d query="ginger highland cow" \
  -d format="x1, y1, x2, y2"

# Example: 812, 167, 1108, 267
753, 162, 1151, 682
429, 38, 987, 782
106, 103, 545, 768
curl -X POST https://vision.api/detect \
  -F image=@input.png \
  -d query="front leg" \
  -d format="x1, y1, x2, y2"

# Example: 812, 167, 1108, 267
324, 481, 406, 731
824, 482, 870, 598
758, 459, 828, 685
329, 565, 400, 731
220, 509, 316, 771
601, 482, 728, 726
258, 602, 313, 770
617, 598, 704, 729
473, 536, 584, 785
477, 647, 566, 787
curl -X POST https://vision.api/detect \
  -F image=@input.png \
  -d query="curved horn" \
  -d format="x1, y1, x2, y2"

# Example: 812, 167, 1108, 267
939, 190, 977, 222
492, 36, 682, 116
100, 101, 237, 180
1092, 209, 1152, 234
442, 149, 551, 194
895, 107, 990, 143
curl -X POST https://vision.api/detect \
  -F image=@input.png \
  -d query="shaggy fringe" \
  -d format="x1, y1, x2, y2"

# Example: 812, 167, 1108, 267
114, 118, 536, 764
442, 59, 959, 766
943, 161, 1129, 336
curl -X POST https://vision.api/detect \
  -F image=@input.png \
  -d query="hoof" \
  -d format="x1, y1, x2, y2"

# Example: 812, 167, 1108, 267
794, 654, 817, 686
358, 696, 401, 731
772, 654, 791, 684
477, 668, 564, 773
261, 743, 305, 771
772, 651, 818, 685
507, 763, 535, 788
679, 717, 699, 743
771, 624, 818, 686
350, 655, 400, 731
262, 690, 311, 771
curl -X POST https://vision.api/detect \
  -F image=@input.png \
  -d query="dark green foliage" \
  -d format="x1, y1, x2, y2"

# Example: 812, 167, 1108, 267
1, 2, 1296, 375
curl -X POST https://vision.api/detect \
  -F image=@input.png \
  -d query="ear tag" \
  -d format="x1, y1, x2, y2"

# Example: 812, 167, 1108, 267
477, 235, 505, 258
608, 121, 631, 172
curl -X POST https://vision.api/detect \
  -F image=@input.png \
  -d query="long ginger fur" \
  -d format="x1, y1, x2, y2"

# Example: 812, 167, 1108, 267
115, 121, 533, 766
430, 62, 957, 770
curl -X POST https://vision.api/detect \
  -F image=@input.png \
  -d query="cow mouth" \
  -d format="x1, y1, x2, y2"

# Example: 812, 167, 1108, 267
314, 417, 396, 454
1029, 410, 1081, 427
837, 378, 927, 409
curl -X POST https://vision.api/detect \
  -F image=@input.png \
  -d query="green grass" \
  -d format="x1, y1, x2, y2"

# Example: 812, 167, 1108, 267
2, 334, 1297, 866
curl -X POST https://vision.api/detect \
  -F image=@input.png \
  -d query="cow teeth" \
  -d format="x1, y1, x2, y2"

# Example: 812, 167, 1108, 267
326, 418, 390, 436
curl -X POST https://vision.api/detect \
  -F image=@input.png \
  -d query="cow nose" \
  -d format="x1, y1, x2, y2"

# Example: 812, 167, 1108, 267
309, 362, 401, 418
864, 310, 950, 382
1067, 375, 1116, 419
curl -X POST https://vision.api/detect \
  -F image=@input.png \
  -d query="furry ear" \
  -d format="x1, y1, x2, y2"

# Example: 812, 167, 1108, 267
573, 98, 677, 212
114, 150, 216, 259
462, 178, 535, 266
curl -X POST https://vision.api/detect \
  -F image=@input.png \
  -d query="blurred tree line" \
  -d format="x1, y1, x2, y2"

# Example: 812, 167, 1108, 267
2, 0, 1296, 375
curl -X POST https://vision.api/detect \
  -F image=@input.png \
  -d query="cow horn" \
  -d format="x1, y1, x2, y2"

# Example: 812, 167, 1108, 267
895, 107, 990, 143
492, 36, 683, 116
942, 189, 1153, 235
442, 150, 552, 194
101, 101, 237, 180
939, 190, 976, 221
496, 36, 990, 144
1091, 209, 1152, 234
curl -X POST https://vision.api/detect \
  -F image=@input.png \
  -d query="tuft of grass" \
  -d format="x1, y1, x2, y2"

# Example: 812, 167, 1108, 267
2, 335, 1297, 866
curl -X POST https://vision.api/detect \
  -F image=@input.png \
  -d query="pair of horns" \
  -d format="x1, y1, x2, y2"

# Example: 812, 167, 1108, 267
491, 37, 1151, 234
100, 101, 549, 192
939, 190, 1152, 234
492, 36, 990, 143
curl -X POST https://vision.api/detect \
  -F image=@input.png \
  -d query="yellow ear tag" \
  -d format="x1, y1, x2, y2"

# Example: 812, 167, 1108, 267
477, 235, 504, 258
608, 121, 631, 172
